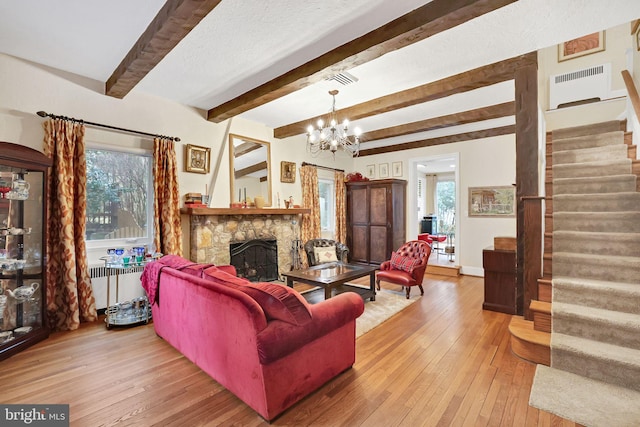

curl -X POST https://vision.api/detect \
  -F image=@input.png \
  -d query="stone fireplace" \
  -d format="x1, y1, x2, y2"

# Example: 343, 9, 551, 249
181, 207, 308, 278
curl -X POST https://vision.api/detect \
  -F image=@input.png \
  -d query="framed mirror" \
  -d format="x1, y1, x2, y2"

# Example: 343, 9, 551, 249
229, 134, 272, 207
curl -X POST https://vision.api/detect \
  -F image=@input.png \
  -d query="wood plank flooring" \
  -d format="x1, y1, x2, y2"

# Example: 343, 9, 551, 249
0, 274, 579, 426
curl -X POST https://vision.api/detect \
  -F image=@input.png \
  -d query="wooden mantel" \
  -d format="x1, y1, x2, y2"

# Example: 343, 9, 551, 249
180, 207, 310, 215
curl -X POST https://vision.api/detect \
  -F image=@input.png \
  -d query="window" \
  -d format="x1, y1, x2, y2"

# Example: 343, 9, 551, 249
436, 180, 455, 235
318, 178, 335, 237
85, 148, 153, 246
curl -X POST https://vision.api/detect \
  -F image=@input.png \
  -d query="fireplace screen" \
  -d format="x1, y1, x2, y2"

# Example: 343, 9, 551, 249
229, 239, 278, 282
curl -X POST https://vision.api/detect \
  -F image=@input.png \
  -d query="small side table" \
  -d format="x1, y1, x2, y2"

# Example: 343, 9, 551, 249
101, 257, 157, 329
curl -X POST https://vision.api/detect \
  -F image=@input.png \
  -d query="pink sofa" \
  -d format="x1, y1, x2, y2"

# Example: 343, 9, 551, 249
140, 255, 364, 421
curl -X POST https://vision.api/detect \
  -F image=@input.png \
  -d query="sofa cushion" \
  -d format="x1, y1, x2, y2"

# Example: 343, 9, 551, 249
203, 266, 312, 326
390, 251, 419, 273
314, 246, 337, 263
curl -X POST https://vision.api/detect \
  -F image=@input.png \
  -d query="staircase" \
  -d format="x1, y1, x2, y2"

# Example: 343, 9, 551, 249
509, 120, 639, 365
518, 120, 640, 425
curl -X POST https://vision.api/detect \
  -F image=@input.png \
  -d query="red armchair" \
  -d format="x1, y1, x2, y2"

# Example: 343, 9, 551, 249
375, 240, 432, 299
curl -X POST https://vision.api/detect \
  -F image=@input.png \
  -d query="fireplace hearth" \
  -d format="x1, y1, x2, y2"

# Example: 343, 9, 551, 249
230, 238, 278, 282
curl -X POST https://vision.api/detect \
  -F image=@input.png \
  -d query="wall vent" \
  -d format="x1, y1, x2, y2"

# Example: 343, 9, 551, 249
325, 71, 359, 86
549, 63, 610, 109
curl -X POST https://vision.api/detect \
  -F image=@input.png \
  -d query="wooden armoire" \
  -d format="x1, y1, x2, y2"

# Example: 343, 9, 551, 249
346, 179, 406, 265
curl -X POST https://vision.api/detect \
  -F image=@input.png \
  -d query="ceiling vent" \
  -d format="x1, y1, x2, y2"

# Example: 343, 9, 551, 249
549, 63, 611, 109
325, 71, 359, 86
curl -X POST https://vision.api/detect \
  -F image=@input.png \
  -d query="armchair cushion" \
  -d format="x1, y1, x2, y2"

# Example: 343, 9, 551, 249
390, 252, 420, 273
314, 246, 338, 263
203, 266, 313, 326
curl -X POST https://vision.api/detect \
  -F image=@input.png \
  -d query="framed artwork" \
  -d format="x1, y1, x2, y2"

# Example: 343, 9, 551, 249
379, 163, 389, 178
392, 161, 402, 177
365, 164, 375, 179
185, 144, 211, 174
636, 24, 640, 51
468, 186, 515, 217
558, 31, 605, 62
280, 161, 296, 183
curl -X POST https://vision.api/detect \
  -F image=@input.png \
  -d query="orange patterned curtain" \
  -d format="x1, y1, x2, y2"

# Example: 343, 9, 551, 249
300, 164, 320, 268
334, 171, 347, 244
153, 138, 182, 256
43, 119, 97, 331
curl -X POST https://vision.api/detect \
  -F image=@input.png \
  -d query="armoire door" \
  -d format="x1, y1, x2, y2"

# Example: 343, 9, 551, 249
348, 185, 369, 263
368, 185, 389, 264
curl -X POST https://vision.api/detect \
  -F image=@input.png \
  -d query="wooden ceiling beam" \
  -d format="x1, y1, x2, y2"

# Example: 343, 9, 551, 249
106, 0, 222, 99
358, 125, 515, 156
207, 0, 517, 123
360, 101, 515, 142
234, 141, 261, 157
275, 53, 535, 139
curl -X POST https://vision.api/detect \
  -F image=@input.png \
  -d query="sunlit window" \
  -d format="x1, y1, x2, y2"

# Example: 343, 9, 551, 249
318, 178, 335, 234
85, 148, 152, 244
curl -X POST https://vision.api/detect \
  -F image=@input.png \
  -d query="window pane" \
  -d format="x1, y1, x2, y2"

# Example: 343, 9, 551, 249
436, 180, 455, 235
85, 149, 151, 241
318, 179, 334, 232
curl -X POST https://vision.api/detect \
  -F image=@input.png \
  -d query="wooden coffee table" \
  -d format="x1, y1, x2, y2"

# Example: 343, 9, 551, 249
282, 262, 377, 301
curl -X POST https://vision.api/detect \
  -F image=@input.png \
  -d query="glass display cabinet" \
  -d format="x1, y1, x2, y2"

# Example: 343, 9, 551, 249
0, 142, 51, 360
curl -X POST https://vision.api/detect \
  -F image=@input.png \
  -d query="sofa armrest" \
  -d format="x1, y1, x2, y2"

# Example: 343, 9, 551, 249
256, 292, 364, 364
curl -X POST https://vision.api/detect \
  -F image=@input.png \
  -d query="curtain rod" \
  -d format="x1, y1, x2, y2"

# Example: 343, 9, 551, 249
301, 161, 344, 173
36, 111, 181, 142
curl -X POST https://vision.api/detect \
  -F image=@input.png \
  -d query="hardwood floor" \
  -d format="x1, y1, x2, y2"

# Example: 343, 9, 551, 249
0, 274, 578, 426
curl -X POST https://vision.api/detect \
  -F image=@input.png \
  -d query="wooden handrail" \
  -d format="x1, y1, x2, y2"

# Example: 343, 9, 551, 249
622, 70, 640, 125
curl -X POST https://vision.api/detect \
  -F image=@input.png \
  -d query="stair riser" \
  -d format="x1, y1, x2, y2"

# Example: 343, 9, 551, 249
533, 311, 551, 333
552, 348, 640, 393
553, 284, 640, 315
552, 162, 632, 179
553, 179, 636, 195
538, 281, 552, 302
554, 215, 640, 233
553, 314, 640, 350
551, 121, 624, 139
554, 195, 640, 213
553, 145, 628, 165
553, 235, 640, 257
553, 260, 640, 284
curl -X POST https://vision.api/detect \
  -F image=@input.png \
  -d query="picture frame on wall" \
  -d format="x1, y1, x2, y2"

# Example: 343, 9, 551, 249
185, 144, 211, 174
468, 186, 516, 217
379, 163, 389, 178
280, 161, 296, 183
558, 31, 605, 62
365, 164, 375, 179
392, 161, 402, 177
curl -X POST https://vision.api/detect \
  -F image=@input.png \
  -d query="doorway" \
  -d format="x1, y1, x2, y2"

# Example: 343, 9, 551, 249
408, 153, 460, 265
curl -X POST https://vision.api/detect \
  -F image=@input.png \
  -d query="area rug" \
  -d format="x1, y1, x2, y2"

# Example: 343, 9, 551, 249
301, 286, 419, 338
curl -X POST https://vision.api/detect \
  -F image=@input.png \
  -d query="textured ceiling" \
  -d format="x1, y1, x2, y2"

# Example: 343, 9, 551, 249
1, 0, 640, 153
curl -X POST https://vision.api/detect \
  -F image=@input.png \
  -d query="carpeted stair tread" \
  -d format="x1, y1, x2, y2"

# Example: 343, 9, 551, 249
553, 211, 640, 232
552, 130, 624, 152
553, 276, 640, 315
552, 144, 628, 165
553, 230, 640, 257
553, 252, 640, 283
553, 174, 637, 194
553, 302, 640, 350
530, 365, 640, 427
553, 192, 640, 212
551, 333, 640, 392
552, 158, 632, 179
550, 120, 624, 140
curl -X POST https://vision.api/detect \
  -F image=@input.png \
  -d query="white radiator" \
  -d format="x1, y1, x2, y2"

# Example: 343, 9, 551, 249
549, 63, 611, 109
90, 264, 146, 310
